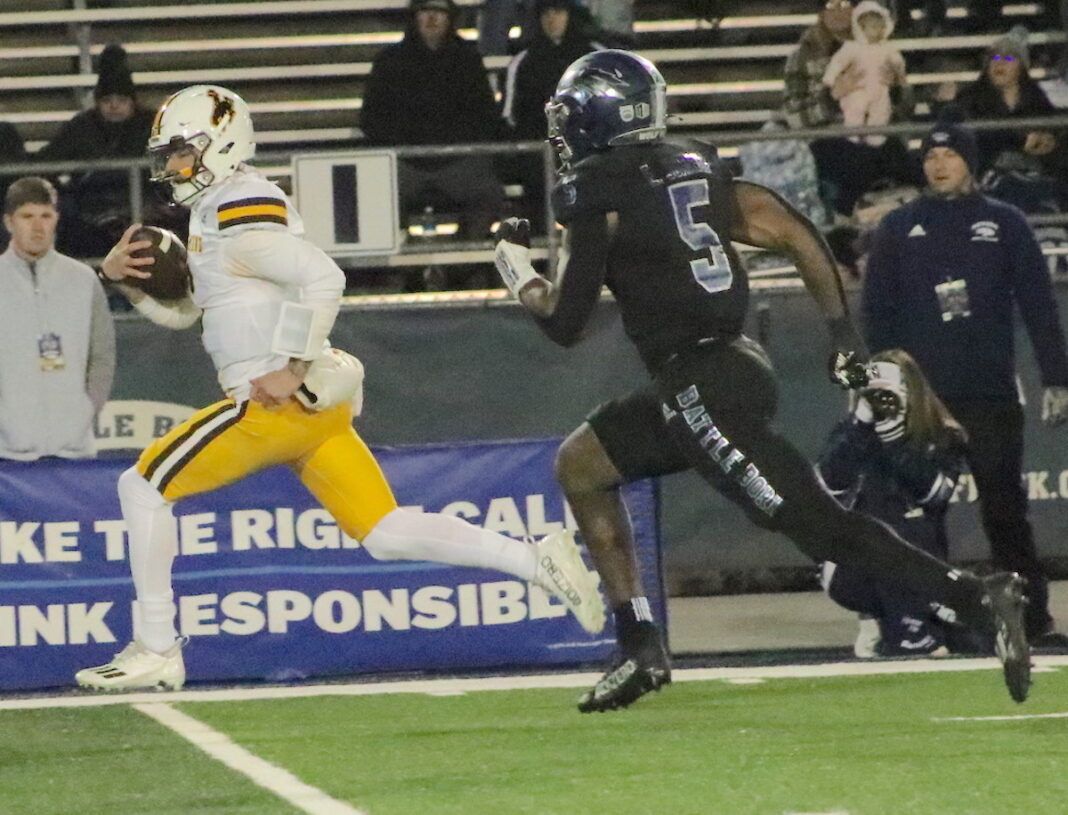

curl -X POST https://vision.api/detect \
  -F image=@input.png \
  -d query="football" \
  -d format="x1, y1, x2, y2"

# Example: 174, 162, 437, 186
127, 225, 192, 301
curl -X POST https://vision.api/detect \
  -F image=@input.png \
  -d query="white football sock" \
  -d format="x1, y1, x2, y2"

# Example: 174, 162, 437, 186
117, 467, 180, 654
362, 508, 538, 581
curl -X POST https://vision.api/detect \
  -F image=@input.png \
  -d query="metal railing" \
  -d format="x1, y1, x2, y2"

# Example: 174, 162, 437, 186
2, 113, 1067, 282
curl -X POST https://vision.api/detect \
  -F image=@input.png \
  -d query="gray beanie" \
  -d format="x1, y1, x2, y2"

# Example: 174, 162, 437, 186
987, 25, 1031, 69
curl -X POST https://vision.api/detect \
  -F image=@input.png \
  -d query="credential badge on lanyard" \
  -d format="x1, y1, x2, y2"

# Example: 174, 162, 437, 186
934, 278, 971, 322
38, 332, 65, 371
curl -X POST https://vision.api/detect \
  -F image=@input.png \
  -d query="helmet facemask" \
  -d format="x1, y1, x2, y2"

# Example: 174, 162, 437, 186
149, 133, 214, 205
545, 99, 575, 169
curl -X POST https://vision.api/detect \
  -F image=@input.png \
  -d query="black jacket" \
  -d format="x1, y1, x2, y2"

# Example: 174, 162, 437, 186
0, 122, 25, 162
863, 193, 1068, 400
38, 107, 153, 164
361, 28, 503, 147
818, 418, 964, 554
938, 74, 1066, 176
37, 107, 154, 199
503, 30, 597, 141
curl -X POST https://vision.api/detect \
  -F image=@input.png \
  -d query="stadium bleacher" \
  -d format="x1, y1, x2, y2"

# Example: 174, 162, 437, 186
1, 0, 1064, 155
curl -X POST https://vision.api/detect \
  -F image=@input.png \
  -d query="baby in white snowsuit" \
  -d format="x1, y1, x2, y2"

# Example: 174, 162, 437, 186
823, 1, 906, 147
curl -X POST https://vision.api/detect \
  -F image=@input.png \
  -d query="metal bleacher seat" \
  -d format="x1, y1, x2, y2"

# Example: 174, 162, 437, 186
1, 0, 1064, 155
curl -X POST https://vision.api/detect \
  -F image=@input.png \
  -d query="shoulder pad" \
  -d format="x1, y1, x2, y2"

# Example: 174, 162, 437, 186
551, 154, 616, 224
214, 175, 290, 232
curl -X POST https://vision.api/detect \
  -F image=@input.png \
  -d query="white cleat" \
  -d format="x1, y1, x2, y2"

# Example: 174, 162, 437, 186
534, 530, 606, 635
75, 638, 187, 692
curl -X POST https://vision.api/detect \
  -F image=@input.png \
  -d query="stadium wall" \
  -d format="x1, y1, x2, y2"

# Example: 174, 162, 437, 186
99, 285, 1068, 594
0, 438, 662, 690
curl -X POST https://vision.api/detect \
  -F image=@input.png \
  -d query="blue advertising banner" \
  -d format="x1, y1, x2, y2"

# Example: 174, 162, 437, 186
0, 438, 662, 691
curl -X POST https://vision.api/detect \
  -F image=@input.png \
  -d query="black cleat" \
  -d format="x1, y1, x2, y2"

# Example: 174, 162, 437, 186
578, 625, 671, 713
982, 572, 1031, 703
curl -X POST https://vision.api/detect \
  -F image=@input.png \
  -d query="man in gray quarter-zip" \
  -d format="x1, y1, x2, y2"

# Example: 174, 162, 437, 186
0, 176, 115, 460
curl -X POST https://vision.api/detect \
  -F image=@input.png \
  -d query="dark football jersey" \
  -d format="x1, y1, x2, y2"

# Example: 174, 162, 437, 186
551, 138, 749, 371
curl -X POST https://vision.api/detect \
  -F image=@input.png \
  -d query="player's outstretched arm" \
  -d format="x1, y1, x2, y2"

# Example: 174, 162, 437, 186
729, 180, 868, 383
493, 214, 609, 346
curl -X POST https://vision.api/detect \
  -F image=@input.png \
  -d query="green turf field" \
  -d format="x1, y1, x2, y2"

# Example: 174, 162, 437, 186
4, 664, 1068, 815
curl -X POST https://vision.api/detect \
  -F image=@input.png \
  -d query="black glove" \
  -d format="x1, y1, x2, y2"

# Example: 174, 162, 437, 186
827, 316, 871, 389
493, 217, 531, 248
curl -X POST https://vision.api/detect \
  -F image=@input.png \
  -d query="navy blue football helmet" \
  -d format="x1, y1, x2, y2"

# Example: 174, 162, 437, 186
546, 49, 667, 169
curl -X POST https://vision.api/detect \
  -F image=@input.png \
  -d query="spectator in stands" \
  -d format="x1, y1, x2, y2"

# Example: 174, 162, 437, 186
892, 0, 946, 37
738, 118, 828, 229
0, 177, 114, 460
783, 0, 854, 132
823, 2, 907, 148
934, 27, 1067, 184
478, 0, 532, 56
0, 121, 27, 251
863, 122, 1068, 648
503, 0, 599, 227
505, 0, 599, 140
785, 0, 918, 217
362, 0, 507, 242
582, 0, 635, 47
37, 44, 154, 259
818, 351, 967, 658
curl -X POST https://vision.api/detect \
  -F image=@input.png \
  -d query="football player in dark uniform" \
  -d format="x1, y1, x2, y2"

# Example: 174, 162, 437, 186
494, 49, 1032, 711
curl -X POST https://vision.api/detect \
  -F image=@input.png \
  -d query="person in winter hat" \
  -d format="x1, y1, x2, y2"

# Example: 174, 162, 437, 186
823, 1, 908, 147
37, 43, 155, 257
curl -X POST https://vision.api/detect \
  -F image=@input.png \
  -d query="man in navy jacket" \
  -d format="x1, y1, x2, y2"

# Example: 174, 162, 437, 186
863, 122, 1068, 646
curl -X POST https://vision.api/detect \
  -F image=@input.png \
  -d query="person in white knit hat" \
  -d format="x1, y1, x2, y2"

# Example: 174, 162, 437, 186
823, 1, 908, 147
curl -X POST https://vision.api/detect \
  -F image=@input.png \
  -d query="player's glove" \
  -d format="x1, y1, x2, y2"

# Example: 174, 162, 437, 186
295, 348, 365, 415
827, 317, 871, 389
1041, 386, 1068, 427
493, 217, 542, 298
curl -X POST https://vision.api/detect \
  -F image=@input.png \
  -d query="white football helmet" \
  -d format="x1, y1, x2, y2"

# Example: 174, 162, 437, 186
148, 85, 255, 205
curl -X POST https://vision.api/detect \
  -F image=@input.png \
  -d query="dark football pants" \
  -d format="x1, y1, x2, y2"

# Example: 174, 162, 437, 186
588, 337, 987, 624
943, 398, 1052, 638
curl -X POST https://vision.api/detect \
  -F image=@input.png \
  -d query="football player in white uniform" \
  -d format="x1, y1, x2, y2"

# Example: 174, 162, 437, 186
77, 85, 604, 691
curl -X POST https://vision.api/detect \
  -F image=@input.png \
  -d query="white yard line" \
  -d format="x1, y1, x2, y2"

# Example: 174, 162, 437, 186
135, 702, 366, 815
934, 711, 1068, 723
3, 655, 1066, 711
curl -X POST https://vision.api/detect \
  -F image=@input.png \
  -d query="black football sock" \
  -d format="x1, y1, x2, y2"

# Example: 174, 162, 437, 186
614, 597, 656, 651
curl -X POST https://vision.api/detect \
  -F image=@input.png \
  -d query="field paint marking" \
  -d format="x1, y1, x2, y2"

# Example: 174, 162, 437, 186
934, 711, 1068, 723
5, 655, 1068, 712
135, 702, 366, 815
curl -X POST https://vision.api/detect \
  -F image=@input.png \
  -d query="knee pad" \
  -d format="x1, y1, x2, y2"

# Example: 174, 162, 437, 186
360, 508, 421, 561
117, 467, 169, 511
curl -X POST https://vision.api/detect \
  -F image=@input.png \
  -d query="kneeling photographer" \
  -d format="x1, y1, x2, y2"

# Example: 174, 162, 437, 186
817, 350, 970, 657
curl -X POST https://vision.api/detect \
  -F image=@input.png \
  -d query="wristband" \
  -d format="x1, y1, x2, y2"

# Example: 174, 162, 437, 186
494, 240, 541, 297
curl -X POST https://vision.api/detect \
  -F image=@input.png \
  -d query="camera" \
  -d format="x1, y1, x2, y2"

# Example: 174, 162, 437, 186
863, 387, 903, 421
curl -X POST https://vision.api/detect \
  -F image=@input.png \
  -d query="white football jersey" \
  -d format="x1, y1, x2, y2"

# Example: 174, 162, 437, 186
186, 167, 322, 400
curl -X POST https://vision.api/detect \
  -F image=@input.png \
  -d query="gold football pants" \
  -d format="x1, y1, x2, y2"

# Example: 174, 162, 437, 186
135, 398, 398, 540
